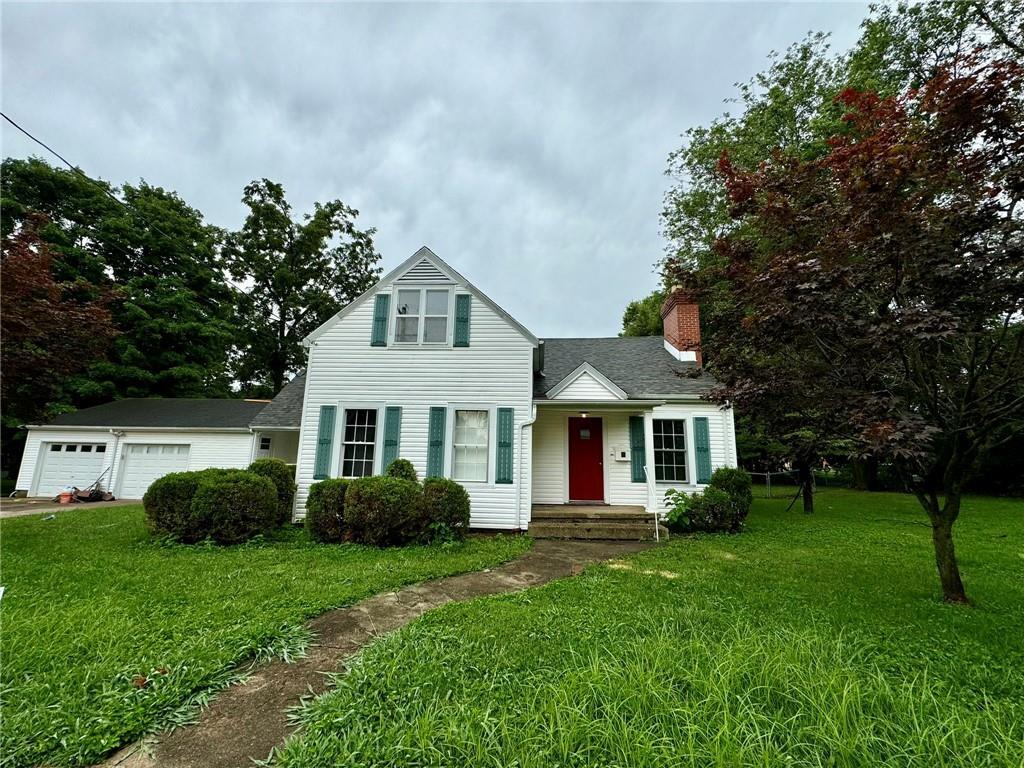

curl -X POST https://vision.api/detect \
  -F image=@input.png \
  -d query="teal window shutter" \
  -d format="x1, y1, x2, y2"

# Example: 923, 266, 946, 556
370, 294, 390, 346
381, 406, 402, 471
313, 405, 337, 479
629, 416, 646, 483
496, 407, 514, 484
694, 416, 712, 483
454, 294, 471, 347
427, 407, 446, 477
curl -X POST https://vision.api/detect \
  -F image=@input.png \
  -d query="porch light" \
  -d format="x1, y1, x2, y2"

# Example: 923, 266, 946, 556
579, 411, 589, 418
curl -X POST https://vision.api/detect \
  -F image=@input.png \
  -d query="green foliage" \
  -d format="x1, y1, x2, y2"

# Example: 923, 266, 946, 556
421, 477, 471, 543
664, 486, 744, 534
224, 179, 382, 395
305, 478, 349, 543
384, 458, 418, 482
143, 471, 207, 541
247, 458, 297, 525
344, 476, 425, 547
708, 466, 753, 515
277, 490, 1024, 768
189, 472, 279, 545
620, 290, 665, 336
1, 505, 530, 767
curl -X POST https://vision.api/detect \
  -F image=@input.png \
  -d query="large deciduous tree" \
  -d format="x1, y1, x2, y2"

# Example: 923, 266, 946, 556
698, 57, 1023, 603
225, 179, 381, 396
620, 289, 666, 336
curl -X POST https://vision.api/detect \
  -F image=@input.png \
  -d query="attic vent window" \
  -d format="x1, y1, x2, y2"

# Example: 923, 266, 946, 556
395, 288, 450, 344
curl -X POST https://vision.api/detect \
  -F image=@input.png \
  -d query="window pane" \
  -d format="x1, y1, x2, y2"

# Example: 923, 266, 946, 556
66, 445, 78, 452
453, 410, 488, 481
396, 316, 419, 343
342, 409, 377, 477
96, 445, 106, 453
425, 290, 449, 315
423, 317, 447, 343
50, 444, 62, 452
396, 290, 420, 316
653, 419, 686, 483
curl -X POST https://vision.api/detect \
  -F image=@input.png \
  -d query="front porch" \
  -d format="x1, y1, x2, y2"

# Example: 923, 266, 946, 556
530, 504, 668, 541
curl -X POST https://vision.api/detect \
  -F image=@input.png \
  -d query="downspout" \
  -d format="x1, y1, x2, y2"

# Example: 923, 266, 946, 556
515, 405, 538, 531
108, 429, 124, 494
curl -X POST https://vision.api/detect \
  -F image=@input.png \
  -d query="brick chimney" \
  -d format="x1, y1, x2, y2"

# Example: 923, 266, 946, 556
661, 287, 702, 366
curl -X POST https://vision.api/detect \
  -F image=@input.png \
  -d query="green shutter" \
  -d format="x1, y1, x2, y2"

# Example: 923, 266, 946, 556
313, 405, 336, 479
427, 407, 446, 477
381, 406, 402, 471
629, 416, 646, 483
694, 416, 712, 483
454, 294, 471, 347
496, 407, 514, 484
370, 294, 390, 346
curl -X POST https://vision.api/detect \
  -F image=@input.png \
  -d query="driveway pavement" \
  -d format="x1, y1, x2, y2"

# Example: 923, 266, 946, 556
0, 497, 140, 519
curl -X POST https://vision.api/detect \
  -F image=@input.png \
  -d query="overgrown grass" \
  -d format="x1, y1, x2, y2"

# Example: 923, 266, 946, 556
277, 490, 1024, 768
0, 505, 530, 767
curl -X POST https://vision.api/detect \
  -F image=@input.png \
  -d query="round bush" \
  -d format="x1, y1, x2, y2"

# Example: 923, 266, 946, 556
384, 458, 418, 482
143, 471, 205, 541
709, 466, 753, 523
190, 471, 279, 545
664, 486, 742, 534
344, 476, 424, 547
421, 477, 470, 542
248, 458, 296, 525
305, 478, 348, 543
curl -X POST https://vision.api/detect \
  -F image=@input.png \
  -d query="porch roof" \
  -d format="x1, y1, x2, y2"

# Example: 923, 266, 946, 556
534, 336, 716, 400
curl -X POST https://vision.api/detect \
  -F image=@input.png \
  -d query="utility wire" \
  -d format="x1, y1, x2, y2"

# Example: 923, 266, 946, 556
2, 111, 181, 247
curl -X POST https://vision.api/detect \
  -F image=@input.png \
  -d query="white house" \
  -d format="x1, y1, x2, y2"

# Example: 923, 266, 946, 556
14, 247, 737, 535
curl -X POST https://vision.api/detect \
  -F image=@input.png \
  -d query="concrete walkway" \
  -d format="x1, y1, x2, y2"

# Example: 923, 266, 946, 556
0, 497, 139, 519
102, 539, 650, 768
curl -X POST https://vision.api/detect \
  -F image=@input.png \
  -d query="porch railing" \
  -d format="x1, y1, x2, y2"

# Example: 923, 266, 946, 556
643, 465, 660, 542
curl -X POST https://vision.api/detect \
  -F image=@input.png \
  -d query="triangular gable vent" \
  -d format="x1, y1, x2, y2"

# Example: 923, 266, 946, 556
547, 363, 627, 401
395, 258, 453, 284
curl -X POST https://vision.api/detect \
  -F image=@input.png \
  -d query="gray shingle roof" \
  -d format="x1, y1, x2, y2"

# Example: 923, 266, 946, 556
48, 399, 268, 429
535, 336, 716, 399
250, 372, 306, 429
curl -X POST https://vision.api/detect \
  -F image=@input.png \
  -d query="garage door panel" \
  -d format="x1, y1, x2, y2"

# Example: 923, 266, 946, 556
118, 444, 190, 499
35, 443, 109, 496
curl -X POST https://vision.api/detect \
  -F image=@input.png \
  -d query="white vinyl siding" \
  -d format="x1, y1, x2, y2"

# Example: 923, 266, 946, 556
295, 282, 535, 529
551, 371, 622, 401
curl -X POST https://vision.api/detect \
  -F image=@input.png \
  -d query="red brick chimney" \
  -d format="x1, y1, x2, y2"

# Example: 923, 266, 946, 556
661, 287, 702, 366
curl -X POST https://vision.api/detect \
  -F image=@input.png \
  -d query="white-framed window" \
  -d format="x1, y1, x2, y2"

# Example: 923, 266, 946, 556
653, 419, 687, 482
341, 408, 378, 477
394, 288, 450, 344
452, 409, 489, 482
259, 436, 272, 451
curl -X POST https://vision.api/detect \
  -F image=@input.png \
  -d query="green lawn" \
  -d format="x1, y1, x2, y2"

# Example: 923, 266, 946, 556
0, 506, 530, 767
276, 489, 1024, 768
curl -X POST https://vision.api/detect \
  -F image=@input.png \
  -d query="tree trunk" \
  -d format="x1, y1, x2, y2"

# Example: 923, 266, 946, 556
929, 492, 969, 604
851, 456, 879, 491
797, 459, 814, 514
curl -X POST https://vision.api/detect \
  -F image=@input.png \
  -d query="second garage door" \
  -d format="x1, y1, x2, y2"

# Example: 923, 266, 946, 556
118, 444, 191, 499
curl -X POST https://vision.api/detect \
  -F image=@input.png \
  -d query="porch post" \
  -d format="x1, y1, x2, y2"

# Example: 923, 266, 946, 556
643, 409, 656, 514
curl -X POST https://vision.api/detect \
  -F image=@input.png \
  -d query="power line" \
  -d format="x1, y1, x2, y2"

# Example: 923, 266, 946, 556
2, 111, 181, 247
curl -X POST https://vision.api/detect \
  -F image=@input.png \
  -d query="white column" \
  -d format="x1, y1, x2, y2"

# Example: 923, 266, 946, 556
643, 409, 656, 513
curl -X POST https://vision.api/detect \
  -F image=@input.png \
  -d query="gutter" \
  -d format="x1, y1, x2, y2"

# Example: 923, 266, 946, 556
514, 405, 538, 531
24, 425, 254, 433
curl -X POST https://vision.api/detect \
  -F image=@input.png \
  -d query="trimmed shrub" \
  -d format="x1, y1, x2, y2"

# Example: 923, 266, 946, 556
344, 476, 424, 547
190, 472, 279, 545
664, 486, 744, 534
305, 478, 348, 543
144, 471, 206, 542
384, 458, 418, 482
421, 477, 471, 542
709, 466, 753, 524
248, 458, 297, 524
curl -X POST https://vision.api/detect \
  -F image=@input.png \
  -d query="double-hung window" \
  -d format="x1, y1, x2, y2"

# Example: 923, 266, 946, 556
341, 409, 377, 477
452, 409, 489, 482
653, 419, 687, 482
394, 288, 450, 344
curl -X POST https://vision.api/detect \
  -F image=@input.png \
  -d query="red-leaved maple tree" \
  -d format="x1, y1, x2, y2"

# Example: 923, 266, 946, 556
694, 56, 1023, 603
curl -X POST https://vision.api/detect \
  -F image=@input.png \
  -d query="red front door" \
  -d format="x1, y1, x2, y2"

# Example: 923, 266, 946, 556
568, 417, 604, 501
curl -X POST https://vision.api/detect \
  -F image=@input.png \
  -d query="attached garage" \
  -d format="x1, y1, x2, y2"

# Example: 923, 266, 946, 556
14, 399, 271, 499
117, 444, 191, 499
33, 442, 111, 497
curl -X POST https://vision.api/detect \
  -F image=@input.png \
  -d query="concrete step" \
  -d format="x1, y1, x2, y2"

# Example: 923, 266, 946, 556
529, 520, 669, 541
531, 509, 653, 522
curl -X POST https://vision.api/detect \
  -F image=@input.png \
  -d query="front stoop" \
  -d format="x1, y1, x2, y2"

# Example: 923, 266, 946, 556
530, 505, 668, 541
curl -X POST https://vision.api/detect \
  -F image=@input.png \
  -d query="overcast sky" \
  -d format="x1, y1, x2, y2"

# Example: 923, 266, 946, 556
2, 2, 868, 337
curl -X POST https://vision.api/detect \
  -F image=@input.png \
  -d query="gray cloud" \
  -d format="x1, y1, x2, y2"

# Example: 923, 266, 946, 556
2, 1, 867, 336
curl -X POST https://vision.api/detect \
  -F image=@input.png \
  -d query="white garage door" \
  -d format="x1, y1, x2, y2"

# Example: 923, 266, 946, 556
118, 444, 191, 499
35, 442, 110, 496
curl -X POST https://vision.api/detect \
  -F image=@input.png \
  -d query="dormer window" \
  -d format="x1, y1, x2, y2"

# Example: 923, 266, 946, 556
394, 288, 450, 344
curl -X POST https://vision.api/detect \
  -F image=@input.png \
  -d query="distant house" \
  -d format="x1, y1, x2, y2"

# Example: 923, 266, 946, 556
15, 247, 737, 531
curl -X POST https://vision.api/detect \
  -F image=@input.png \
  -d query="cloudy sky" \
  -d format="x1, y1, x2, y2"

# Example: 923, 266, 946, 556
2, 2, 867, 337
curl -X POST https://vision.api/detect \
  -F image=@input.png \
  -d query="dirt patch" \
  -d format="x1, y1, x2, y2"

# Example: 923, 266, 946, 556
101, 539, 651, 768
